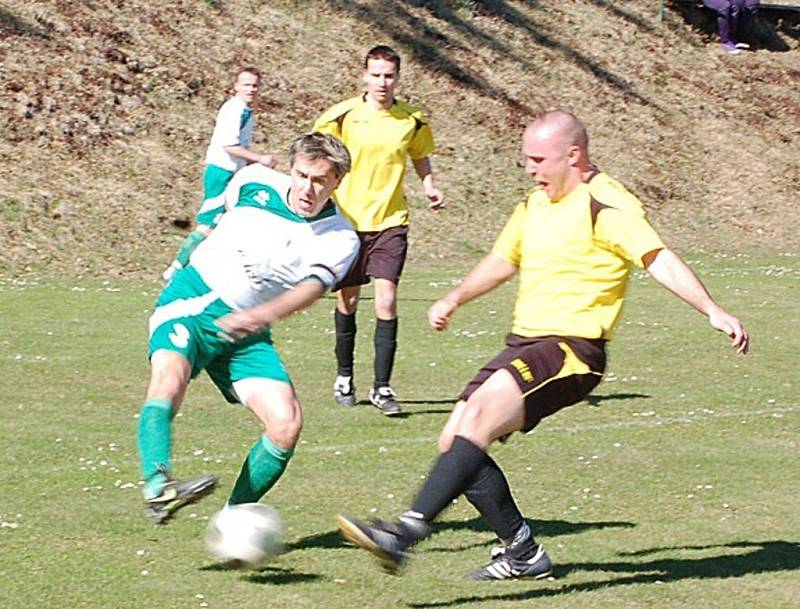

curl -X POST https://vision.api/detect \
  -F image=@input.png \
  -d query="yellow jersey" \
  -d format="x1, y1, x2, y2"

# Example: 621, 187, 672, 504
314, 95, 435, 231
492, 174, 664, 340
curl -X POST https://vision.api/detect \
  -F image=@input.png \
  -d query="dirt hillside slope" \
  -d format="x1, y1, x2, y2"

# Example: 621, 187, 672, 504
1, 0, 798, 277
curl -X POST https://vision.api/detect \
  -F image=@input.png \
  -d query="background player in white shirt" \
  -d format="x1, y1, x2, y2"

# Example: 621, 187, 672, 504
163, 67, 278, 281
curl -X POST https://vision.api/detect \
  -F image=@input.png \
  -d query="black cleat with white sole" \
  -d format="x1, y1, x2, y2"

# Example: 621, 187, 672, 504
465, 544, 553, 581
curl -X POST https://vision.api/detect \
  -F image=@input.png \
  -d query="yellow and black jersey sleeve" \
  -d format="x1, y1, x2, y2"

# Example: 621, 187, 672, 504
593, 206, 664, 268
312, 97, 362, 137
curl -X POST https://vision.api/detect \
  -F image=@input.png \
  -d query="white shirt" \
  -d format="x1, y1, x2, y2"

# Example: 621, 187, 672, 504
191, 165, 359, 310
204, 96, 255, 172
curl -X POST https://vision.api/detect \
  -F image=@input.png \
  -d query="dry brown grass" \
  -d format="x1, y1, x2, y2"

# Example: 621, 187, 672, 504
1, 0, 798, 277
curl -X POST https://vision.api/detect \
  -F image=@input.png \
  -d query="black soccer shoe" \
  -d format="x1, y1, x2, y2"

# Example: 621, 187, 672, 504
336, 515, 412, 574
144, 474, 218, 524
464, 544, 553, 581
368, 386, 402, 416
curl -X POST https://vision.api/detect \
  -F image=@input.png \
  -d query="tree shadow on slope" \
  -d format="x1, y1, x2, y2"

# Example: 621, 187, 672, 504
409, 539, 800, 607
0, 6, 51, 38
669, 0, 799, 52
331, 0, 662, 119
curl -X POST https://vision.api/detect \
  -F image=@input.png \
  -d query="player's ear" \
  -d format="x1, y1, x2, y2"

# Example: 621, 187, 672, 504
566, 145, 580, 166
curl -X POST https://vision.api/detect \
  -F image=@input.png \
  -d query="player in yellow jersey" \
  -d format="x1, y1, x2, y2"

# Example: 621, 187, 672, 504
313, 45, 445, 416
337, 110, 749, 580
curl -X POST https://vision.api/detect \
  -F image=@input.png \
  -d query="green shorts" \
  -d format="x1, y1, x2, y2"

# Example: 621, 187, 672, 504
148, 267, 291, 403
195, 164, 235, 228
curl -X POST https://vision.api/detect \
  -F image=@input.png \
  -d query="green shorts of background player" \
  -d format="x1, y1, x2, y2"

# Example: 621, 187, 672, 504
161, 164, 233, 282
138, 269, 302, 524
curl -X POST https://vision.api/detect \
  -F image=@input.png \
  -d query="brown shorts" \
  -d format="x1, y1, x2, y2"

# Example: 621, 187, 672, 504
459, 334, 606, 432
335, 225, 409, 289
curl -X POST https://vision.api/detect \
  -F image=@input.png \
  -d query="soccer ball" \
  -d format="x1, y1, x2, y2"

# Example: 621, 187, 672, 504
205, 503, 284, 568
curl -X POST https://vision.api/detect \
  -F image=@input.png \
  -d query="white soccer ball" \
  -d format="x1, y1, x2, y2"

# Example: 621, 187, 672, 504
205, 503, 284, 568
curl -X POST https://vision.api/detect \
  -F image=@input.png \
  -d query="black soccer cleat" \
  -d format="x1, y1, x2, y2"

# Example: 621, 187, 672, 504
336, 514, 412, 574
464, 544, 553, 581
368, 386, 402, 416
144, 474, 218, 524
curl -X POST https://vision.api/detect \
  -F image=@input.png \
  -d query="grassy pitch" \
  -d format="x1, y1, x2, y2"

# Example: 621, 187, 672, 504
0, 253, 797, 609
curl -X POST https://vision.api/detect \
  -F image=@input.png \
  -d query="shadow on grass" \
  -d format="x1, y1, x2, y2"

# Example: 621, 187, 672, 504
584, 392, 650, 407
245, 566, 322, 585
286, 529, 344, 552
408, 539, 800, 607
200, 560, 323, 585
425, 516, 635, 553
351, 399, 453, 418
285, 516, 634, 555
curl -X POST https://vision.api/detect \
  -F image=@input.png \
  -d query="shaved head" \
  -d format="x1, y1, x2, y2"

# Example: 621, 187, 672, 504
521, 109, 592, 201
526, 110, 589, 153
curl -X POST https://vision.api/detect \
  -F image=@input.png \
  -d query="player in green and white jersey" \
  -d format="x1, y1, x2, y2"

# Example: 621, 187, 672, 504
162, 67, 278, 282
138, 133, 359, 524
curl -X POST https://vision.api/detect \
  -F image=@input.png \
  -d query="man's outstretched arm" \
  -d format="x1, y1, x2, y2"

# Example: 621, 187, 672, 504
644, 247, 749, 354
428, 253, 517, 331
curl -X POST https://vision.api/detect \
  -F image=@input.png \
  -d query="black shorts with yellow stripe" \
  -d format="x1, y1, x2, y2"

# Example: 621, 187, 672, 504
459, 334, 606, 432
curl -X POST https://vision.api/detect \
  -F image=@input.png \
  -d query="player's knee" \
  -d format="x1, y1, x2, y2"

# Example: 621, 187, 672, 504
146, 356, 189, 401
373, 293, 397, 318
264, 415, 302, 451
340, 299, 359, 315
454, 401, 484, 434
438, 428, 456, 453
338, 288, 360, 313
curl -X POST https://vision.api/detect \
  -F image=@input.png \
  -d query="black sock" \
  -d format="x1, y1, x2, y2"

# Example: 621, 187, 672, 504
334, 310, 356, 377
505, 523, 538, 560
374, 317, 398, 387
464, 455, 527, 545
409, 436, 487, 523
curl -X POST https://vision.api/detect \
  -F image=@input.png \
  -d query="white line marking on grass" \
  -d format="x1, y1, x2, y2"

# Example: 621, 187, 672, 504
171, 405, 798, 463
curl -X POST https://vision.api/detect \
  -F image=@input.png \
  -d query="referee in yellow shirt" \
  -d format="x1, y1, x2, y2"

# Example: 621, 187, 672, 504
314, 45, 445, 416
337, 110, 749, 580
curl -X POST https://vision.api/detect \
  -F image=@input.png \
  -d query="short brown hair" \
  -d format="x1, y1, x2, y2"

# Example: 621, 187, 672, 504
364, 45, 401, 71
235, 66, 261, 81
289, 133, 351, 178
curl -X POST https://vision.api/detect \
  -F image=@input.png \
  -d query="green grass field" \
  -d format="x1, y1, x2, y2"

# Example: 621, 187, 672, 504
1, 253, 798, 609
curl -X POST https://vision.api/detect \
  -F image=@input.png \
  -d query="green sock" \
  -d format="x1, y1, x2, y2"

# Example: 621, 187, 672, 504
137, 399, 175, 498
174, 230, 207, 267
228, 434, 294, 505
